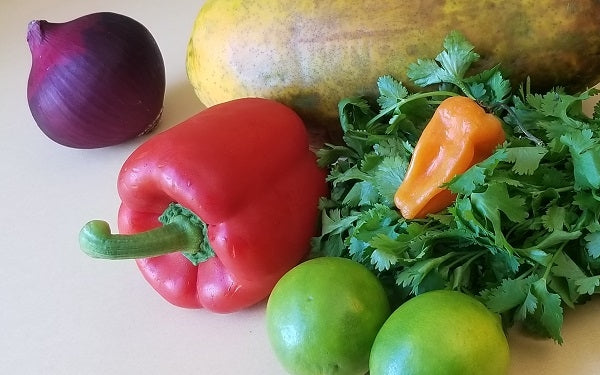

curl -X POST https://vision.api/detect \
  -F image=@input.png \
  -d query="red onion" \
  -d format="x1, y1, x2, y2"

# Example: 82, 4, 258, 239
26, 12, 165, 148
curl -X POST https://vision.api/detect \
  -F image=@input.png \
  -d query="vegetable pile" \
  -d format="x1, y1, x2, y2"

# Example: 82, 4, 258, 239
312, 31, 600, 343
25, 2, 600, 373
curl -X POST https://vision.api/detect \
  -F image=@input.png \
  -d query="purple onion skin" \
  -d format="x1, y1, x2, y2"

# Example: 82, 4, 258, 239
27, 12, 166, 149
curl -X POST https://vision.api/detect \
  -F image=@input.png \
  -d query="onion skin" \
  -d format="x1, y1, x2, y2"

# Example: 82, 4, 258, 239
26, 12, 165, 149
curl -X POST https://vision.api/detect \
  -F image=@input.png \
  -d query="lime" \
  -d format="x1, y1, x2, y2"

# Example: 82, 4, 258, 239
266, 257, 391, 375
369, 290, 510, 375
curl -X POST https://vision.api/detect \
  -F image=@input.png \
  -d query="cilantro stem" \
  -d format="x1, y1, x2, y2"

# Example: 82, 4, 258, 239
550, 186, 573, 194
365, 90, 460, 128
345, 131, 392, 145
445, 250, 486, 270
517, 267, 536, 280
500, 104, 545, 146
543, 245, 566, 280
421, 252, 456, 273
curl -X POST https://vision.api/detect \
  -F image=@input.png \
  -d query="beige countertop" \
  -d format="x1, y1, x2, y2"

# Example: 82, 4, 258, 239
2, 0, 599, 373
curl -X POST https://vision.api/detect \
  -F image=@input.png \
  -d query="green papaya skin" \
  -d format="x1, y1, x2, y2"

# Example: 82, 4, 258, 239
187, 0, 600, 136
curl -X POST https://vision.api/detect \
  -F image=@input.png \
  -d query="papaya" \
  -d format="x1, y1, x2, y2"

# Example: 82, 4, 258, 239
186, 0, 600, 136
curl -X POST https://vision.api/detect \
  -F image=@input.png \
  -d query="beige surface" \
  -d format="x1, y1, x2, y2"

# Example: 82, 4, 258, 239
2, 0, 599, 373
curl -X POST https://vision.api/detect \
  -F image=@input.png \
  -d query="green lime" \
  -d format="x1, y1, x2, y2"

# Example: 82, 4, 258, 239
266, 257, 391, 375
369, 290, 510, 375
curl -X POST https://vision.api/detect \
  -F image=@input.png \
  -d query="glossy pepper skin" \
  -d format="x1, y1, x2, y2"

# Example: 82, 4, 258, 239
394, 96, 505, 219
82, 98, 328, 313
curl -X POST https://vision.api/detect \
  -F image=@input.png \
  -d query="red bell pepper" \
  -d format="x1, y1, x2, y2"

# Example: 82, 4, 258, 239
80, 98, 328, 313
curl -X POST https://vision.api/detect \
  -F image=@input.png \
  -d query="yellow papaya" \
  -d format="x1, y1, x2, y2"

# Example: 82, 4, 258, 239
186, 0, 600, 136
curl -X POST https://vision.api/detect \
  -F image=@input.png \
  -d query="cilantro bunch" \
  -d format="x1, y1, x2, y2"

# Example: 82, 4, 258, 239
312, 30, 600, 343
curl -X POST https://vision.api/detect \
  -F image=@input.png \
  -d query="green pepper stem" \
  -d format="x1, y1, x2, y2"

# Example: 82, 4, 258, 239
79, 214, 203, 260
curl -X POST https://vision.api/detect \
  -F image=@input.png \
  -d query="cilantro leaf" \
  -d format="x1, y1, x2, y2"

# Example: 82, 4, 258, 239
504, 146, 547, 175
483, 275, 564, 343
575, 276, 600, 295
408, 59, 445, 88
585, 231, 600, 259
560, 129, 600, 189
311, 208, 359, 257
541, 206, 567, 232
395, 253, 455, 295
446, 148, 507, 195
369, 234, 403, 271
408, 30, 479, 92
529, 279, 564, 343
377, 75, 409, 110
470, 182, 528, 251
372, 155, 407, 205
338, 97, 376, 133
481, 276, 536, 313
472, 183, 528, 223
437, 30, 480, 79
342, 181, 380, 207
447, 164, 487, 195
465, 66, 512, 106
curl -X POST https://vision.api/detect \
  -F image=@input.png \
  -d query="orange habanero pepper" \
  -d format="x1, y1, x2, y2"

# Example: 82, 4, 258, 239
394, 96, 505, 219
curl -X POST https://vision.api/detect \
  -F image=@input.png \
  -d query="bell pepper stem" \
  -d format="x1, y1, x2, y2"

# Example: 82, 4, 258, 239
79, 212, 204, 260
